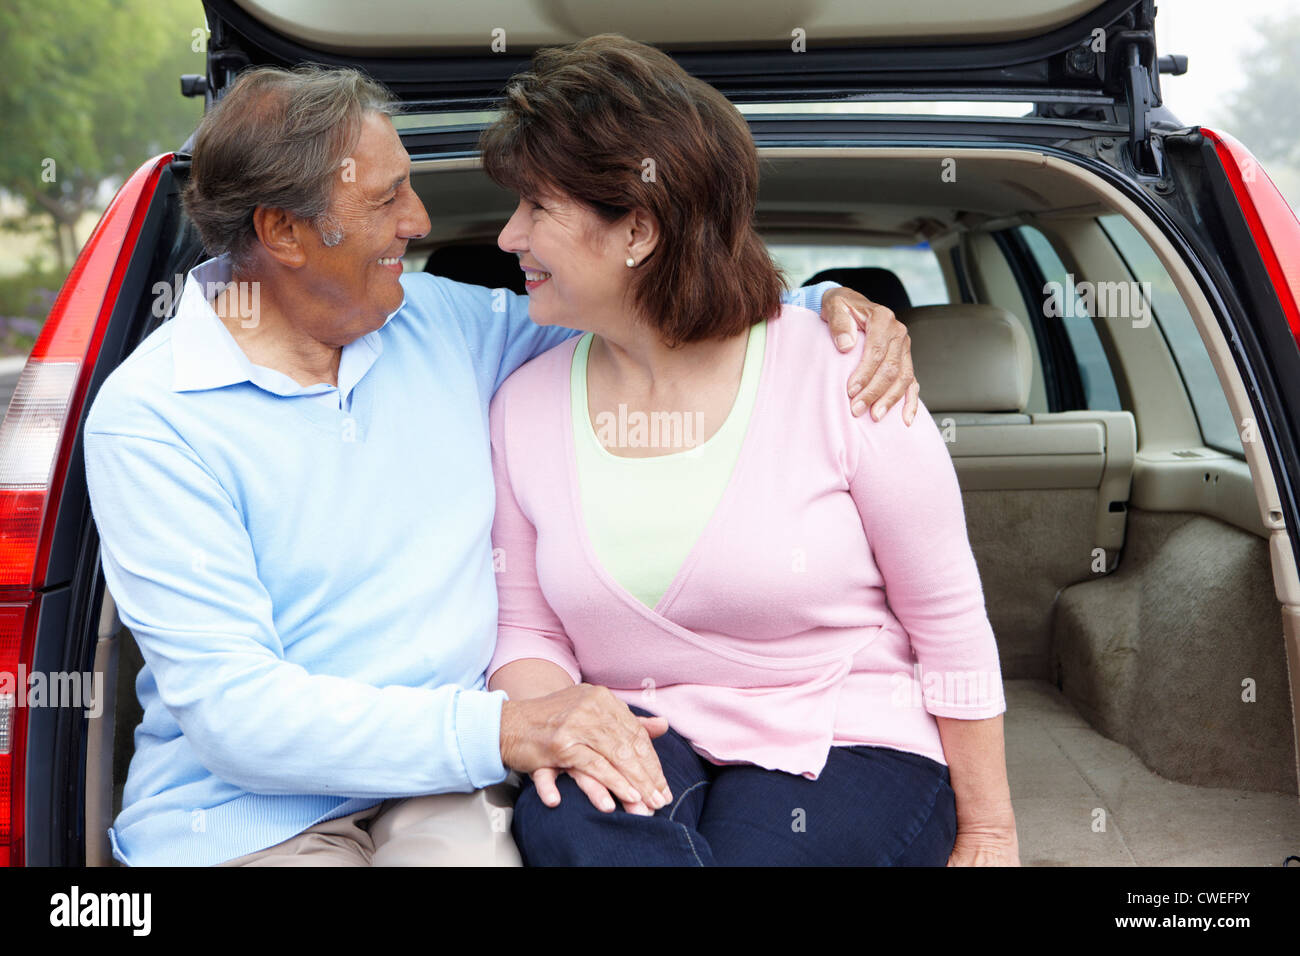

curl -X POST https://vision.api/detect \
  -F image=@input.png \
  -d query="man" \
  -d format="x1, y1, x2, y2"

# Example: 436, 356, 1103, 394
83, 64, 920, 866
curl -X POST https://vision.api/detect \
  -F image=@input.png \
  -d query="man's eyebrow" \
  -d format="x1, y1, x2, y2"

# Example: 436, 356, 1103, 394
374, 174, 407, 198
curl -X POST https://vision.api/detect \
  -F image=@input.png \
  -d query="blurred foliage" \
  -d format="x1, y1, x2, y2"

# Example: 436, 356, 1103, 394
0, 265, 63, 318
1219, 12, 1300, 167
0, 0, 206, 271
0, 266, 62, 354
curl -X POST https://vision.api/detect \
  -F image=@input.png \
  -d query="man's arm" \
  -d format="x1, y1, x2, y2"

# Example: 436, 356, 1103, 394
811, 283, 921, 425
411, 274, 579, 402
83, 425, 508, 799
419, 274, 920, 421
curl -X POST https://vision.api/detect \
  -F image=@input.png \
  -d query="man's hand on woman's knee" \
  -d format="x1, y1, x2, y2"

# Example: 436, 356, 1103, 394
528, 736, 660, 817
500, 683, 673, 814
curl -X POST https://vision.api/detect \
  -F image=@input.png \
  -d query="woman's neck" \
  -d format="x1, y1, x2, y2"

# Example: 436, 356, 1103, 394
588, 319, 750, 399
583, 317, 758, 458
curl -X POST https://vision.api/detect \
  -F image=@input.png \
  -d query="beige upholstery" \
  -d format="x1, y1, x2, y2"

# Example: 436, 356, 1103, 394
85, 591, 121, 866
904, 304, 1034, 413
902, 303, 1136, 554
902, 303, 1138, 679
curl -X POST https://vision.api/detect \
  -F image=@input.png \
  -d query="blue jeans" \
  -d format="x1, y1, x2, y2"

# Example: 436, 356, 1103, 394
511, 705, 957, 866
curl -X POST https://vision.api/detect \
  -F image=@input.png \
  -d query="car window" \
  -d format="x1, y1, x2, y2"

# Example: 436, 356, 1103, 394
1098, 214, 1244, 457
1017, 226, 1123, 412
765, 242, 949, 306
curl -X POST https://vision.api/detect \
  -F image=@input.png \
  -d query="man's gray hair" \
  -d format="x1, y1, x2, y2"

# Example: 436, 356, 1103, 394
181, 65, 399, 273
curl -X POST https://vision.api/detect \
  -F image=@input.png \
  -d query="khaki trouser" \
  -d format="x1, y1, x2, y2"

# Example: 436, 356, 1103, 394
218, 774, 523, 867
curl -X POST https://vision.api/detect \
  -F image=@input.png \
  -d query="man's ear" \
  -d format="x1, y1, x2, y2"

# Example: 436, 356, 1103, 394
627, 207, 659, 263
251, 206, 309, 269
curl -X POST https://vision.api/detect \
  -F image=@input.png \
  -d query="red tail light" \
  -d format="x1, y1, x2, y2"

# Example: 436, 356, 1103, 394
1201, 129, 1300, 349
0, 605, 36, 867
0, 153, 173, 866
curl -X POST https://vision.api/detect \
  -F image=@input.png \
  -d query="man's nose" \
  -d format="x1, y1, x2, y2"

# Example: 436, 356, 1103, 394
400, 187, 431, 240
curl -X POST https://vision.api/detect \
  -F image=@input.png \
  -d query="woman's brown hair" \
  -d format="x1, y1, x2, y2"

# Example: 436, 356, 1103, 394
480, 33, 784, 346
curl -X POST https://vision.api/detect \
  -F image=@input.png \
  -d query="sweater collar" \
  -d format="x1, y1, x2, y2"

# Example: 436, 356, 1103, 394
170, 255, 389, 403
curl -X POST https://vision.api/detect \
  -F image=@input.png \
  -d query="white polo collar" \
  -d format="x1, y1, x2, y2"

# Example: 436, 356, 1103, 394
169, 256, 392, 406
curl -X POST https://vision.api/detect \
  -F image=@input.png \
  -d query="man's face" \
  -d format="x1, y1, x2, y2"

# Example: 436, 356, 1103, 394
297, 111, 430, 345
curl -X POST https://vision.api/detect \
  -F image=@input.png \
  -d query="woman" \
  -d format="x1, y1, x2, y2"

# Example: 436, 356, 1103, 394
482, 34, 1018, 866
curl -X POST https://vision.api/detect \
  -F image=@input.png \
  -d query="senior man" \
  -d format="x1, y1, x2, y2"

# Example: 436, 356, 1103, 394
82, 64, 920, 866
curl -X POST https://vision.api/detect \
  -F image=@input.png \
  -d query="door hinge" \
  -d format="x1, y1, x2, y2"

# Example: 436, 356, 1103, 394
1115, 30, 1164, 180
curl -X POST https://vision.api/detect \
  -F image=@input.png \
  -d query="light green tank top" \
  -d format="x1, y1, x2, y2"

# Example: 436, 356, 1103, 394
570, 321, 766, 609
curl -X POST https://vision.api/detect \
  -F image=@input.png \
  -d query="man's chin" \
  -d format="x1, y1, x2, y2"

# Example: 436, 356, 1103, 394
341, 312, 397, 344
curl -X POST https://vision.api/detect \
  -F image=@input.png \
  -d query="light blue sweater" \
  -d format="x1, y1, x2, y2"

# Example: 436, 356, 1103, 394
83, 255, 830, 865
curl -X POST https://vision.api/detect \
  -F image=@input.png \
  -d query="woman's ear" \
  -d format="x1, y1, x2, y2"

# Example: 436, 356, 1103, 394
626, 207, 659, 264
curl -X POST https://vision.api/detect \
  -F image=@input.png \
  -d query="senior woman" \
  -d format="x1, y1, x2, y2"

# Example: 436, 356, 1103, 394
483, 34, 1018, 866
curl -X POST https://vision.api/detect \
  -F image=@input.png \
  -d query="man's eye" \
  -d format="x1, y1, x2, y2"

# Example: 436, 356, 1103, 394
383, 195, 398, 206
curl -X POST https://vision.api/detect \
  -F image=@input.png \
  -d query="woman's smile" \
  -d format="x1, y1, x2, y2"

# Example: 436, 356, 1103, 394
523, 268, 552, 291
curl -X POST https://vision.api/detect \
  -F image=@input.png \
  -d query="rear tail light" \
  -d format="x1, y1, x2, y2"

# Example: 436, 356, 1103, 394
1201, 129, 1300, 349
0, 365, 81, 584
0, 153, 172, 866
0, 605, 35, 868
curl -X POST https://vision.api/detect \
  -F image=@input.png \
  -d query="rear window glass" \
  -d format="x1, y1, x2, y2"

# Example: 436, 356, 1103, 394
765, 242, 949, 306
1099, 214, 1244, 457
1017, 226, 1123, 412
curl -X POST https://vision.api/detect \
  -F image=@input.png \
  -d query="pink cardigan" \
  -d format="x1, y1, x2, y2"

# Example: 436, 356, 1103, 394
487, 305, 1006, 778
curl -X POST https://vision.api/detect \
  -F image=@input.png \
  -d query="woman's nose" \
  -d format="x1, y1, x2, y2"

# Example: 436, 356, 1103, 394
498, 201, 528, 254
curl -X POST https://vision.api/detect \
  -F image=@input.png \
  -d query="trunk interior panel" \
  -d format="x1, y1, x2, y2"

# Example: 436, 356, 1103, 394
1053, 507, 1294, 795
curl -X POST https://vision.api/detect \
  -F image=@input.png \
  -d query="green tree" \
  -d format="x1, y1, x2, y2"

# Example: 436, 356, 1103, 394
1216, 12, 1300, 167
0, 0, 206, 270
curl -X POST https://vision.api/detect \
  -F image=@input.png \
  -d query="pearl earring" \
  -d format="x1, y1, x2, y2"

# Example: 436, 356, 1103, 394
626, 257, 636, 267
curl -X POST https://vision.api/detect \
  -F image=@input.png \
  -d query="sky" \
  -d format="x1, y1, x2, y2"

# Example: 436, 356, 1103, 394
1154, 0, 1294, 126
1154, 0, 1299, 206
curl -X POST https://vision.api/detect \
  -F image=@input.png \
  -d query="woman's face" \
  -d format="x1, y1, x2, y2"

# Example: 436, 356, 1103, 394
496, 188, 632, 330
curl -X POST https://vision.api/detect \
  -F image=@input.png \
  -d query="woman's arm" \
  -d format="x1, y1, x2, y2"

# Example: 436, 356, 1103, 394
935, 714, 1020, 865
486, 384, 670, 814
485, 385, 586, 690
846, 396, 1016, 864
488, 657, 577, 699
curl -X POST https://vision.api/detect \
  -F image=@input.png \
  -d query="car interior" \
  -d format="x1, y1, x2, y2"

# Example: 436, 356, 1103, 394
84, 145, 1300, 866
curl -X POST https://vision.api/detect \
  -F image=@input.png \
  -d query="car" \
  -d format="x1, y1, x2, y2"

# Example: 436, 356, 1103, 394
1, 0, 1297, 867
